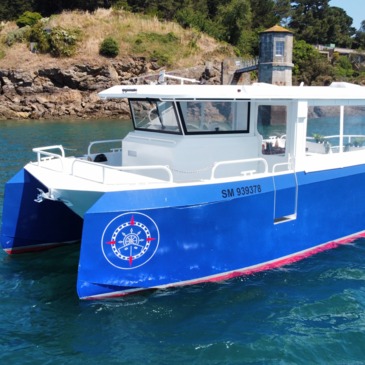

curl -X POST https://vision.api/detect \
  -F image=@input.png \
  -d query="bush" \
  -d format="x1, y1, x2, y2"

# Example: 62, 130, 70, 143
333, 55, 354, 78
5, 26, 31, 46
16, 12, 42, 28
29, 21, 50, 53
150, 50, 171, 66
112, 0, 131, 10
49, 27, 80, 57
99, 37, 119, 57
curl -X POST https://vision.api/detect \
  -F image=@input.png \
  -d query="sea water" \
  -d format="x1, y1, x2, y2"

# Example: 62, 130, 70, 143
1, 120, 365, 364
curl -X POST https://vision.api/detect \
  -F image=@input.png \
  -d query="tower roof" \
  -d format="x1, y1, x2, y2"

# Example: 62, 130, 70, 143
261, 25, 293, 34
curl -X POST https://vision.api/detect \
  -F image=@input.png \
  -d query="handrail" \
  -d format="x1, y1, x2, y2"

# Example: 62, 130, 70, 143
32, 145, 272, 184
210, 158, 268, 180
87, 139, 123, 155
32, 145, 65, 172
272, 161, 292, 173
71, 159, 174, 184
158, 70, 200, 85
127, 134, 177, 145
32, 145, 65, 169
33, 145, 65, 157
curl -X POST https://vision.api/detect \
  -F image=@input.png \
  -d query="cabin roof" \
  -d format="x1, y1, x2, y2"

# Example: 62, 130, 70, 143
99, 82, 365, 102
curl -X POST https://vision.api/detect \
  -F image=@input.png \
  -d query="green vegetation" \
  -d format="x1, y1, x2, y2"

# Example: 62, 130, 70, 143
292, 40, 332, 85
333, 55, 355, 78
99, 36, 119, 57
1, 1, 365, 83
289, 0, 354, 48
132, 32, 179, 65
48, 27, 81, 57
16, 11, 42, 28
27, 19, 81, 57
6, 25, 31, 46
29, 21, 50, 52
0, 1, 363, 50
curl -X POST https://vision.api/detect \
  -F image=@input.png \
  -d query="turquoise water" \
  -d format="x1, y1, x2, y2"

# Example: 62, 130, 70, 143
1, 120, 365, 364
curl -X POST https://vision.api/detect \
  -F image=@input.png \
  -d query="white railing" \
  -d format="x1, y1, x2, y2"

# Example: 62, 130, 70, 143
70, 159, 174, 184
33, 145, 65, 160
158, 70, 200, 85
32, 143, 279, 185
308, 134, 365, 144
32, 145, 65, 171
273, 161, 292, 173
210, 158, 268, 180
308, 134, 365, 153
127, 134, 177, 145
87, 139, 123, 155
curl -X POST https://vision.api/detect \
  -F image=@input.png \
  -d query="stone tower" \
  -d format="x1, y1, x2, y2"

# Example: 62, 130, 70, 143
259, 25, 294, 86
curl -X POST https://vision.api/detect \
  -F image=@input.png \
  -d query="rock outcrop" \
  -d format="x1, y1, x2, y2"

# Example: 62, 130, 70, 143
0, 57, 221, 120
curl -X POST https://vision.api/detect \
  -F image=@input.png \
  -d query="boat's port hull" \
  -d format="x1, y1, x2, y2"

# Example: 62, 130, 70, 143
1, 168, 83, 254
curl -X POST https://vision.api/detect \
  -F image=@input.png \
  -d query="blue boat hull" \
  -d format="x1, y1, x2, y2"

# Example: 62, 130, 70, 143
2, 164, 365, 298
1, 169, 83, 253
76, 164, 365, 299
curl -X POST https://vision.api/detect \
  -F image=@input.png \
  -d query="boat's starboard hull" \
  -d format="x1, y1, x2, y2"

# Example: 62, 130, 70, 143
77, 165, 365, 299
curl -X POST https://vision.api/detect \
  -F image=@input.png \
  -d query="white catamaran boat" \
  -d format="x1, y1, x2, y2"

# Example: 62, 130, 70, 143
2, 81, 365, 299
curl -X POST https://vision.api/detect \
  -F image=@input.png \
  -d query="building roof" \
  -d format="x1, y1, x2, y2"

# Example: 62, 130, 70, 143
261, 25, 293, 34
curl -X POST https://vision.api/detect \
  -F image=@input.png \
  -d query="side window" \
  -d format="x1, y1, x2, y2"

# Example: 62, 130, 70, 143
343, 106, 365, 152
306, 106, 340, 154
275, 41, 285, 56
257, 105, 287, 155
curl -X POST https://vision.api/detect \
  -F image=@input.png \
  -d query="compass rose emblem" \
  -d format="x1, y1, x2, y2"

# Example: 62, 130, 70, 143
101, 212, 160, 270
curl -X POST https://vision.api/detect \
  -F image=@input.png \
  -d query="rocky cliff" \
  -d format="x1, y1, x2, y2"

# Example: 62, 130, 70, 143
0, 57, 220, 121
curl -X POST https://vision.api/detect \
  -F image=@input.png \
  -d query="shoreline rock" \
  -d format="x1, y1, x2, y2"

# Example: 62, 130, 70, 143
0, 57, 221, 121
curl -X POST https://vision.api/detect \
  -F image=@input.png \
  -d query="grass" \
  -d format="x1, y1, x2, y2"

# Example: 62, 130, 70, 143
0, 8, 234, 70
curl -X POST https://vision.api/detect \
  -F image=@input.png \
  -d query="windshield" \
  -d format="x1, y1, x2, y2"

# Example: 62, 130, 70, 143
178, 100, 250, 134
130, 99, 182, 134
130, 99, 250, 135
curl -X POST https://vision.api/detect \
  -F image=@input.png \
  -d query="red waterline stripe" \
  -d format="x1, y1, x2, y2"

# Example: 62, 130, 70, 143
83, 230, 365, 300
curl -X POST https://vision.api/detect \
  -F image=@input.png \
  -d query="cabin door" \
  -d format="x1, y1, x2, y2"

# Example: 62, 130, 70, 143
255, 102, 298, 222
273, 172, 297, 223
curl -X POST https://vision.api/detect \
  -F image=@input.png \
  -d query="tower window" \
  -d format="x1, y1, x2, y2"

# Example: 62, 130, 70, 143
275, 41, 285, 56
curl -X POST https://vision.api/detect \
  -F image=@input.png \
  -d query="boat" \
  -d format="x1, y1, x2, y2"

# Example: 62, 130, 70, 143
2, 80, 365, 300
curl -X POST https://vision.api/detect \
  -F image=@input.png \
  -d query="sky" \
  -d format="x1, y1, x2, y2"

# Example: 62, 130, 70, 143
330, 0, 364, 30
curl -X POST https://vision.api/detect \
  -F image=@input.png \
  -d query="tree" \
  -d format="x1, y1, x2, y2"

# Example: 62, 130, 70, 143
292, 39, 332, 85
324, 7, 355, 48
289, 0, 355, 47
249, 0, 285, 30
250, 0, 275, 29
175, 8, 223, 40
353, 20, 365, 49
0, 0, 35, 21
274, 0, 291, 24
217, 0, 253, 54
289, 0, 330, 44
